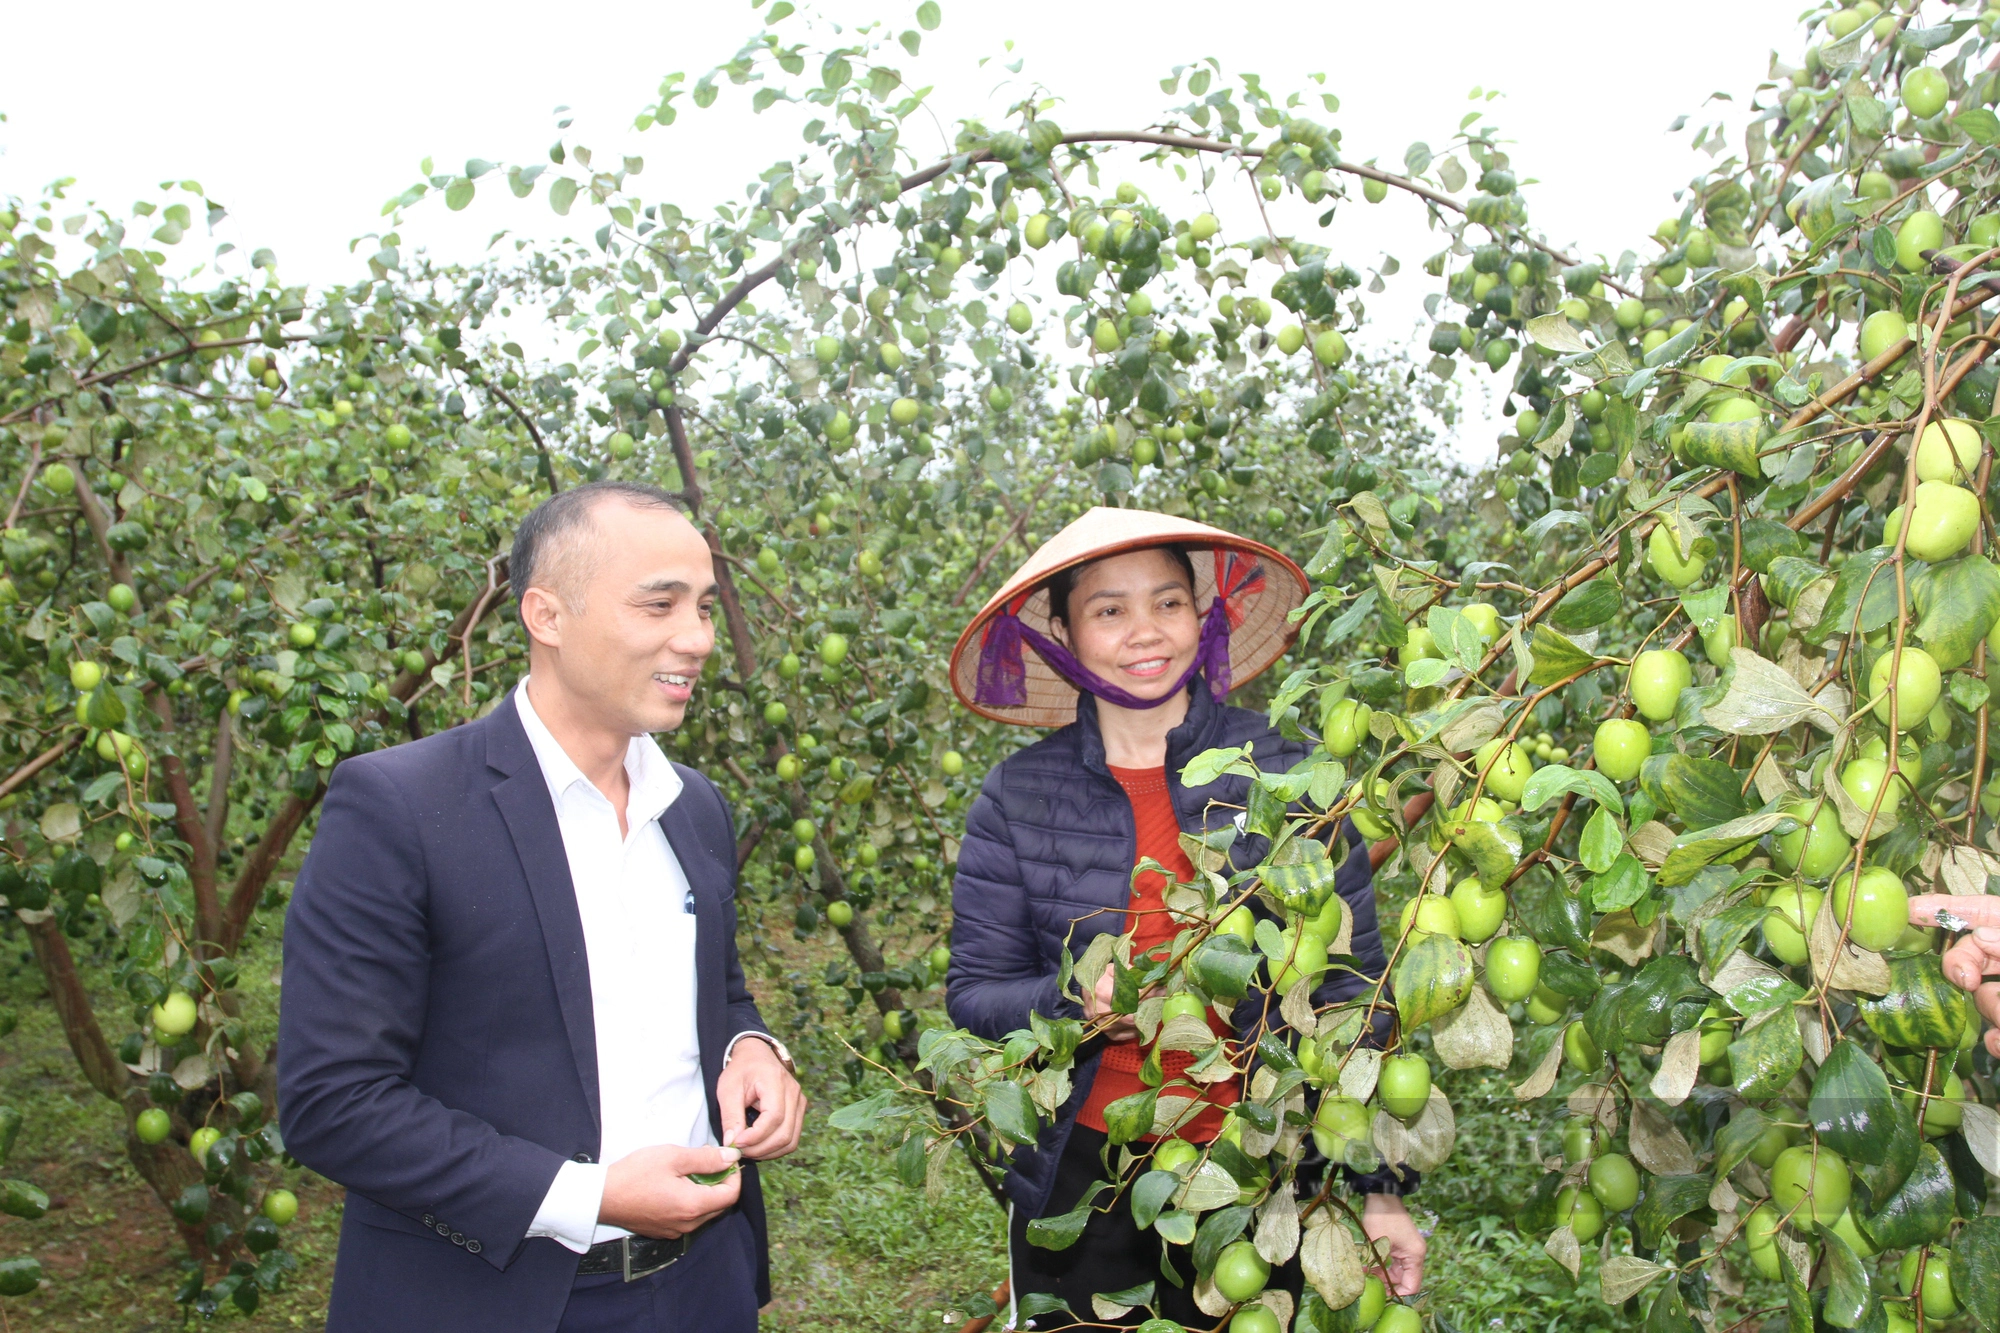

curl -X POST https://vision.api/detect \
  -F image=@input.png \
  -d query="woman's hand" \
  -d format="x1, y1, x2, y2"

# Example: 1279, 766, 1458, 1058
1082, 963, 1141, 1042
1361, 1193, 1426, 1296
1910, 894, 2000, 1056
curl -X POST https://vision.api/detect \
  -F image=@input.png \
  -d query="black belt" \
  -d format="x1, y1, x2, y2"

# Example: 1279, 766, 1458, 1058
575, 1212, 725, 1282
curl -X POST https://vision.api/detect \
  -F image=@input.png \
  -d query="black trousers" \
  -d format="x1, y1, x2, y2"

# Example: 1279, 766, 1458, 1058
1010, 1125, 1304, 1330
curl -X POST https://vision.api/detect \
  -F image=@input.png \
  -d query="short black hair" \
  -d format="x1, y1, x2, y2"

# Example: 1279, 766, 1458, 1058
509, 480, 687, 617
1045, 543, 1197, 627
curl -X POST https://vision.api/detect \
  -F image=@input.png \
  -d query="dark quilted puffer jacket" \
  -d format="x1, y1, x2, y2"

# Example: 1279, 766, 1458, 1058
945, 676, 1415, 1218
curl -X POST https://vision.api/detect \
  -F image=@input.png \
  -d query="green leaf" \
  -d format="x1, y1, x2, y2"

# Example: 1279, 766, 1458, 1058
1192, 1203, 1254, 1275
549, 177, 580, 216
1777, 1237, 1813, 1333
1180, 745, 1248, 787
1131, 1170, 1179, 1229
916, 0, 941, 29
1102, 1088, 1157, 1146
827, 1089, 910, 1132
1859, 953, 1971, 1049
1915, 555, 2000, 669
1192, 935, 1262, 1000
1551, 578, 1620, 632
1392, 932, 1475, 1032
1659, 810, 1790, 886
1519, 763, 1624, 817
1728, 1006, 1804, 1101
1587, 853, 1651, 914
445, 178, 475, 211
1528, 625, 1598, 686
1681, 417, 1763, 477
0, 1179, 46, 1221
1258, 848, 1339, 913
1154, 1209, 1197, 1245
1713, 1107, 1773, 1180
1025, 1180, 1108, 1250
1957, 106, 2000, 147
1449, 817, 1522, 884
1632, 1173, 1711, 1250
1584, 954, 1706, 1051
1643, 754, 1750, 828
1814, 1220, 1874, 1329
1804, 547, 1901, 644
1699, 900, 1769, 968
1579, 807, 1623, 874
1642, 319, 1703, 368
983, 1081, 1041, 1146
1514, 867, 1591, 954
1539, 951, 1601, 999
1950, 1215, 2000, 1333
1405, 657, 1452, 689
1862, 1140, 1952, 1251
1644, 1280, 1702, 1333
1809, 1040, 1897, 1163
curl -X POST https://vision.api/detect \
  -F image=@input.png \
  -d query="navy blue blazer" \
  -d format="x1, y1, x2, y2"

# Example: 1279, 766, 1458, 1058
277, 694, 772, 1331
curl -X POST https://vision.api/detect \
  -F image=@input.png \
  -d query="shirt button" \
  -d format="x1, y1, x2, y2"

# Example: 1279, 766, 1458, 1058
573, 1152, 594, 1163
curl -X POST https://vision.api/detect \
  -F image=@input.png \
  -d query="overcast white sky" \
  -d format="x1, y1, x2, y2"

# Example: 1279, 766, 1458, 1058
2, 0, 1820, 462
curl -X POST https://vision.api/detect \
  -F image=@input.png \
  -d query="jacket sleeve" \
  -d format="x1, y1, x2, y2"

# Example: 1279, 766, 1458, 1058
944, 777, 1076, 1041
276, 758, 569, 1270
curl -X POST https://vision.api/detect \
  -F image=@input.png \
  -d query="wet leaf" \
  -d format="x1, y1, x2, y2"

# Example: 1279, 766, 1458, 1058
1728, 1005, 1804, 1101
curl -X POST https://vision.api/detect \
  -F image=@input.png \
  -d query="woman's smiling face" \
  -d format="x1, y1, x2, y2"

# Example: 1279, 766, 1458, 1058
1054, 547, 1200, 704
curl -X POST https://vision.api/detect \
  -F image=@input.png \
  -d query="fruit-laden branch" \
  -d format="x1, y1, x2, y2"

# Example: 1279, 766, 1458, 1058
70, 465, 132, 589
0, 331, 328, 430
480, 378, 561, 495
217, 577, 513, 954
0, 732, 82, 802
4, 433, 43, 529
664, 127, 1633, 384
951, 475, 1054, 608
1452, 273, 2000, 694
147, 690, 222, 948
25, 914, 124, 1099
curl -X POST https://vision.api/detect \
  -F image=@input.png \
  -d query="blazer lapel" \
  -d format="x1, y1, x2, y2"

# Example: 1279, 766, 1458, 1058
658, 783, 730, 1117
484, 698, 601, 1136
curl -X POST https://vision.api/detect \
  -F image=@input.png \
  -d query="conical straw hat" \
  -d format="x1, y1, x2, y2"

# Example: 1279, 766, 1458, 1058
948, 506, 1310, 728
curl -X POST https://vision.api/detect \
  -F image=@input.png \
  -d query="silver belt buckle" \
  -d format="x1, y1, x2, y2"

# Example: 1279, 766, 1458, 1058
621, 1234, 683, 1283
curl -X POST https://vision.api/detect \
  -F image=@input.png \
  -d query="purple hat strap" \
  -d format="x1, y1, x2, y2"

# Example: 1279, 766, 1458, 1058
973, 549, 1265, 712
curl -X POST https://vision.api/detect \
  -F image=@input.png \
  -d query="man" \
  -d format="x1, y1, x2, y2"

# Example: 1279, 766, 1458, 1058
279, 480, 804, 1332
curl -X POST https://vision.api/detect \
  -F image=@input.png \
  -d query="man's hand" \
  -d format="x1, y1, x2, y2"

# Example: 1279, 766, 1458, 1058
718, 1037, 806, 1161
1362, 1193, 1426, 1297
1082, 964, 1141, 1042
598, 1143, 742, 1239
1910, 894, 2000, 1055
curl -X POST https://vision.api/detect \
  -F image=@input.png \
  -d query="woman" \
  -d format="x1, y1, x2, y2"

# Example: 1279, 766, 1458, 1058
944, 507, 1424, 1329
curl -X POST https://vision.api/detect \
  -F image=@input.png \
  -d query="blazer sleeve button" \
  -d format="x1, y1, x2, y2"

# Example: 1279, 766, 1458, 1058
452, 1232, 465, 1246
467, 1239, 483, 1254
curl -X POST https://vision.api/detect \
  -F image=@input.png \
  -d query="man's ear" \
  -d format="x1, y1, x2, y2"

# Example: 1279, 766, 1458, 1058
519, 586, 566, 651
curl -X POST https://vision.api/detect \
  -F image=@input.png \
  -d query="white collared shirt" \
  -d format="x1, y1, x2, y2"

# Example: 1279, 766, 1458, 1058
514, 679, 756, 1253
